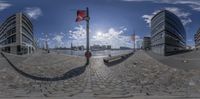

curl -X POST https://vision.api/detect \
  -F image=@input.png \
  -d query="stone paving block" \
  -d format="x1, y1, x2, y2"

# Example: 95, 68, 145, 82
0, 51, 200, 98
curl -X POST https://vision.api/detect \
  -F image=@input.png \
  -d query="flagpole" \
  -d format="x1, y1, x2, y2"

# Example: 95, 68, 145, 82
86, 7, 89, 53
86, 7, 90, 64
76, 7, 91, 65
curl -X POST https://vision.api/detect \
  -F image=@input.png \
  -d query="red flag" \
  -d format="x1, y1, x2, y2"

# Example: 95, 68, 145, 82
76, 10, 87, 22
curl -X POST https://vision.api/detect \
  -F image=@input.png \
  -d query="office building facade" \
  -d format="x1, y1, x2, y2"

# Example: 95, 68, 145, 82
151, 10, 186, 55
143, 37, 151, 50
194, 28, 200, 49
0, 13, 35, 55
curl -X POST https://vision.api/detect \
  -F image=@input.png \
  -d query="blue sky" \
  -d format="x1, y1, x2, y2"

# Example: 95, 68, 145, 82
0, 0, 200, 48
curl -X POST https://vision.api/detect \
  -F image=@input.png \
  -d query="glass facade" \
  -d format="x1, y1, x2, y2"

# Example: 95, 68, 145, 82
194, 28, 200, 48
151, 10, 186, 55
143, 37, 151, 50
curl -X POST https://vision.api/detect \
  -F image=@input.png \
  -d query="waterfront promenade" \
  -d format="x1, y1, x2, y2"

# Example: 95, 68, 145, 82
0, 50, 200, 99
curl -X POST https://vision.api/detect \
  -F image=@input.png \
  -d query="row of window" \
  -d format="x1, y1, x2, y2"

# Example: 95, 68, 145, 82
165, 43, 185, 49
0, 16, 16, 32
165, 35, 185, 48
151, 18, 185, 40
151, 22, 165, 36
0, 21, 16, 37
166, 17, 185, 38
151, 42, 184, 50
22, 26, 33, 39
151, 11, 165, 23
165, 24, 185, 42
165, 32, 185, 46
151, 32, 185, 47
22, 20, 33, 32
22, 34, 33, 45
22, 15, 33, 28
0, 27, 16, 42
165, 17, 184, 34
194, 32, 200, 40
151, 11, 185, 38
165, 11, 184, 29
0, 34, 16, 45
151, 15, 164, 27
165, 19, 185, 38
151, 43, 165, 49
151, 32, 164, 43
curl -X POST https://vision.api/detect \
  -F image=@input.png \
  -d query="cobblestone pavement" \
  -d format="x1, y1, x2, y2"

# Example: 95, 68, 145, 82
146, 50, 200, 70
0, 50, 200, 98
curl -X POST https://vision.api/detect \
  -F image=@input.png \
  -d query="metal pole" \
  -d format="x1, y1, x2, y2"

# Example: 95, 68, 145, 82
86, 7, 90, 65
86, 7, 89, 52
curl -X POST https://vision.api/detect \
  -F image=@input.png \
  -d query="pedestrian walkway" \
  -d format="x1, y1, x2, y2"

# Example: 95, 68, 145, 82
0, 51, 200, 98
146, 50, 200, 70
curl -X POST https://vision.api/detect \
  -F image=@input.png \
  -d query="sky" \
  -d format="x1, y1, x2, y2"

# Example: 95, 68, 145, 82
0, 0, 200, 48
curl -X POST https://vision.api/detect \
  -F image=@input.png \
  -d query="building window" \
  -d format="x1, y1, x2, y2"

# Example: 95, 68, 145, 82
7, 34, 16, 44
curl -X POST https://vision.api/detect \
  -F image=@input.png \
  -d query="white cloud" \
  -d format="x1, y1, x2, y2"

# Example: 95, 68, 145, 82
53, 35, 64, 46
53, 35, 63, 43
165, 7, 190, 18
69, 25, 86, 40
142, 10, 160, 27
52, 32, 68, 48
24, 7, 42, 19
142, 7, 192, 26
173, 1, 200, 11
37, 32, 67, 48
122, 0, 153, 2
0, 1, 11, 11
165, 7, 192, 25
38, 26, 143, 48
122, 0, 200, 12
69, 25, 142, 48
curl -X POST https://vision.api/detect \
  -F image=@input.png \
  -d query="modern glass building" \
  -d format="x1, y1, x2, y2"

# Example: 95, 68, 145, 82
194, 28, 200, 48
143, 37, 151, 50
151, 10, 186, 56
0, 12, 35, 55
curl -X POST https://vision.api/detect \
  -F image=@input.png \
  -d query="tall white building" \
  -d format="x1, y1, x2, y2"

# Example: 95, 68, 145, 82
0, 12, 35, 55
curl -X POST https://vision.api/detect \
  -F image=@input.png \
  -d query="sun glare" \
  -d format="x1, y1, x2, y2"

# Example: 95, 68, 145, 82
97, 31, 103, 36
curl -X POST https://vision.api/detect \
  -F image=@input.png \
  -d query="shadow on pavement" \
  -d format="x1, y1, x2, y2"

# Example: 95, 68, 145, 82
165, 50, 192, 56
1, 52, 87, 81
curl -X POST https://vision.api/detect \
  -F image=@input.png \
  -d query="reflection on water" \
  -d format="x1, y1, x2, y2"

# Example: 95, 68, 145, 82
54, 50, 133, 57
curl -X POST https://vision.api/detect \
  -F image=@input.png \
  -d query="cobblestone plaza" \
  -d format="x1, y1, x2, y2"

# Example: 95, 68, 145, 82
0, 50, 200, 99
